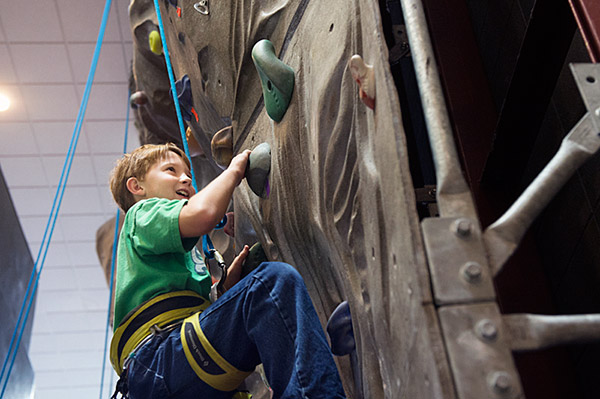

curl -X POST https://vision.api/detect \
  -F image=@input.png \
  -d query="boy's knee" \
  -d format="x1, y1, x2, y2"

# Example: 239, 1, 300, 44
254, 261, 302, 283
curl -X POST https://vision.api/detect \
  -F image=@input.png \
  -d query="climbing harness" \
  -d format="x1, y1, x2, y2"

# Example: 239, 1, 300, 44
0, 1, 113, 398
110, 290, 210, 375
181, 313, 253, 391
194, 0, 210, 15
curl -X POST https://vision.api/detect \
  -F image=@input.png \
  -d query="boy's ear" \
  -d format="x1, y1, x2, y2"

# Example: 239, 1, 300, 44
126, 177, 145, 196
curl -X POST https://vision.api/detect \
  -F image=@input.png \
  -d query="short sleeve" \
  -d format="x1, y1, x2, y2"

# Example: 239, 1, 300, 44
129, 198, 197, 255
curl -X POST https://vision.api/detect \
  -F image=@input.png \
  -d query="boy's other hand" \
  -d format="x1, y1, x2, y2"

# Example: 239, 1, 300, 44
224, 245, 249, 290
228, 150, 251, 183
224, 212, 235, 237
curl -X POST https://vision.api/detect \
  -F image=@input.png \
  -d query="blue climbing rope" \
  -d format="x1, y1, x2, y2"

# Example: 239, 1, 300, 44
152, 0, 198, 192
152, 0, 229, 262
0, 1, 113, 397
98, 91, 130, 399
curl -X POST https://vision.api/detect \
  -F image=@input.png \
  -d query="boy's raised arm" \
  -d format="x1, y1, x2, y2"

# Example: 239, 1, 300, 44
179, 150, 251, 238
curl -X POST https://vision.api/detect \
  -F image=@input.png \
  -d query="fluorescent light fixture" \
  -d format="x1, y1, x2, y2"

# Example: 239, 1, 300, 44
0, 92, 10, 112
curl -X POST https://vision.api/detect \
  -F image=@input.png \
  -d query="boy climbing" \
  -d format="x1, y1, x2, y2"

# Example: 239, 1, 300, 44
108, 143, 346, 399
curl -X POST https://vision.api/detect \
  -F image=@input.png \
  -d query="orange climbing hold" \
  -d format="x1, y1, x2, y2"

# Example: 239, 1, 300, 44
191, 107, 199, 122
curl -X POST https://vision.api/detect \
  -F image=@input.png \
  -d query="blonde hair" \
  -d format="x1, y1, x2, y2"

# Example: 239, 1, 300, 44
109, 143, 191, 212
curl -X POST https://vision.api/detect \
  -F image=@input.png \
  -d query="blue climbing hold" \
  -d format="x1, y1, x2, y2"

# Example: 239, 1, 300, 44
173, 75, 194, 122
326, 301, 355, 356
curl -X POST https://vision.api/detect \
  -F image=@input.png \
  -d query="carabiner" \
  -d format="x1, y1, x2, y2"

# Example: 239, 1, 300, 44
194, 0, 209, 15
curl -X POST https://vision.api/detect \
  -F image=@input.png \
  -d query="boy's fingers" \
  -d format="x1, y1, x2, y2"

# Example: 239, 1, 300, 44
224, 245, 249, 290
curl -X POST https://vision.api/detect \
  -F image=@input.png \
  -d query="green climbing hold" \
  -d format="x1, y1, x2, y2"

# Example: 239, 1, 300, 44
251, 40, 295, 122
149, 30, 163, 55
245, 142, 271, 199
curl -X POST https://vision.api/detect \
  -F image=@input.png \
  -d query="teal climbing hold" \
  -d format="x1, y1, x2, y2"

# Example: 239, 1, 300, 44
245, 142, 271, 199
251, 40, 295, 122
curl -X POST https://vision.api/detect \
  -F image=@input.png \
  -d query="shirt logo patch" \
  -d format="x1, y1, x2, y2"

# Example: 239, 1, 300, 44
191, 247, 208, 275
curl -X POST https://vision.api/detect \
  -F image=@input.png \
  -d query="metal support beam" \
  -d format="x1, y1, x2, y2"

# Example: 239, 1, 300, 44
484, 64, 600, 274
399, 0, 477, 221
504, 313, 600, 352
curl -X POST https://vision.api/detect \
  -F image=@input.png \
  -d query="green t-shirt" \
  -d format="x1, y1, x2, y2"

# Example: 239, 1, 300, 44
112, 197, 211, 329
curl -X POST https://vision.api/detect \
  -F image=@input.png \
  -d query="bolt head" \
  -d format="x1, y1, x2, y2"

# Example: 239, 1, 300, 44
488, 371, 513, 395
453, 219, 472, 237
476, 319, 498, 341
461, 261, 483, 283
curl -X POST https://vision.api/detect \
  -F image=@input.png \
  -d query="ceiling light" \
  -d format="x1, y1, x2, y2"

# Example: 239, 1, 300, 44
0, 93, 10, 112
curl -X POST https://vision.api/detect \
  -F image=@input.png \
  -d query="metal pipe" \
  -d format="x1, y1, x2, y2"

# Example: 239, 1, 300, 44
484, 115, 598, 274
504, 313, 600, 351
398, 0, 477, 220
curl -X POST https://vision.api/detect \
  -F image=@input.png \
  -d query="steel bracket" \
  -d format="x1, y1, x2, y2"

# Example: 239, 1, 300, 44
422, 217, 495, 305
439, 303, 524, 399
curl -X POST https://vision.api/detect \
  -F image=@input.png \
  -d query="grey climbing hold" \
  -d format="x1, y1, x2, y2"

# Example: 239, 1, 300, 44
245, 142, 271, 198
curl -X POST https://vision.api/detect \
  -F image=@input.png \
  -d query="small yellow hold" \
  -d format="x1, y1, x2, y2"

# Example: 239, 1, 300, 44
149, 30, 163, 55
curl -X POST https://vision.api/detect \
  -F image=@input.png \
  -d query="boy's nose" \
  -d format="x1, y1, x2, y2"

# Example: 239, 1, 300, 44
180, 173, 191, 184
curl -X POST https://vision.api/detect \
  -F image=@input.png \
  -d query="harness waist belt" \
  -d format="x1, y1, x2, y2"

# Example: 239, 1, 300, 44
110, 290, 210, 375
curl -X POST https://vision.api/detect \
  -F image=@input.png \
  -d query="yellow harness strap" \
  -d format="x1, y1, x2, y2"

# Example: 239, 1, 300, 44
181, 313, 252, 391
110, 291, 210, 375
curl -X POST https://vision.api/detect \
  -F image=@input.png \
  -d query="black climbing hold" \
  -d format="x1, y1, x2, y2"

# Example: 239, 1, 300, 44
245, 142, 271, 199
326, 301, 355, 356
240, 242, 268, 279
251, 39, 295, 122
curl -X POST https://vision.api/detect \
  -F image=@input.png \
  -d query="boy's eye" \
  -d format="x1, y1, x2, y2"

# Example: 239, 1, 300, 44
166, 166, 176, 172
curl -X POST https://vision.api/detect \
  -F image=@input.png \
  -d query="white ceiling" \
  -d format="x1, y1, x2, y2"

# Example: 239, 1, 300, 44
0, 0, 140, 397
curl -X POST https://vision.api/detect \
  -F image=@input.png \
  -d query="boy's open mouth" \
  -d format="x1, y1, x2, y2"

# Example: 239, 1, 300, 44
176, 189, 190, 198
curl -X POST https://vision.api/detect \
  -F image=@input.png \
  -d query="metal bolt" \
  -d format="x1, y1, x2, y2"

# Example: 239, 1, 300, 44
453, 218, 472, 237
461, 261, 483, 283
475, 319, 498, 341
488, 371, 513, 395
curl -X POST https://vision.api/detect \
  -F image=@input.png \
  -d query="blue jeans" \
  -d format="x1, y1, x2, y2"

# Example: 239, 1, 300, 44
125, 262, 346, 399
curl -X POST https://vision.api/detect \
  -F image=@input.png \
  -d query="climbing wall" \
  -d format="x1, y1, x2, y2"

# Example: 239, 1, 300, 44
123, 0, 455, 397
0, 167, 35, 399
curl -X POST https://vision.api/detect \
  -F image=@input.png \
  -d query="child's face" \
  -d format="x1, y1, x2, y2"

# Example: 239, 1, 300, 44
137, 152, 196, 201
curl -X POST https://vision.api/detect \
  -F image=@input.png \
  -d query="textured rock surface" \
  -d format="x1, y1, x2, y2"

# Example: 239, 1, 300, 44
106, 0, 457, 397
